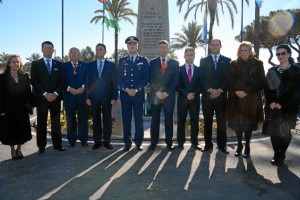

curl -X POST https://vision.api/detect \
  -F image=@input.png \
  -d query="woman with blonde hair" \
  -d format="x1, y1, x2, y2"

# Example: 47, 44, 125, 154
0, 55, 32, 160
226, 42, 266, 158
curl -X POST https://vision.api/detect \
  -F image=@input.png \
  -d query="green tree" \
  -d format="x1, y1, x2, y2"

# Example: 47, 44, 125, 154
237, 9, 300, 65
81, 46, 95, 62
90, 0, 137, 65
177, 0, 247, 46
110, 48, 129, 62
171, 21, 204, 50
26, 53, 41, 63
0, 52, 10, 71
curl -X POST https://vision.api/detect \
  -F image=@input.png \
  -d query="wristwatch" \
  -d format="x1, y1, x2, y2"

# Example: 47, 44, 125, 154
135, 89, 138, 93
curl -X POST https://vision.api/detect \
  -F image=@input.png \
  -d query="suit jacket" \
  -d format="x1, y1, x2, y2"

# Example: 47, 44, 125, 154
117, 55, 149, 102
149, 57, 179, 103
63, 61, 87, 103
176, 64, 201, 101
199, 54, 231, 101
31, 58, 64, 104
86, 59, 118, 105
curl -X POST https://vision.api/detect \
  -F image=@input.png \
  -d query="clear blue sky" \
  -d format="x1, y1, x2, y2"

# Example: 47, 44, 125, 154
0, 0, 298, 67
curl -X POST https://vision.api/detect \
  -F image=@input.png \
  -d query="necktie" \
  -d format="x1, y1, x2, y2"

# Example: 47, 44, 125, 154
131, 56, 134, 64
161, 58, 167, 77
46, 59, 51, 74
188, 64, 192, 82
214, 55, 218, 69
73, 63, 77, 75
98, 61, 103, 78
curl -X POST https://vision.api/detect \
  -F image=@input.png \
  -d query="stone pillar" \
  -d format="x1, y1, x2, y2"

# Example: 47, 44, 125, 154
136, 0, 169, 60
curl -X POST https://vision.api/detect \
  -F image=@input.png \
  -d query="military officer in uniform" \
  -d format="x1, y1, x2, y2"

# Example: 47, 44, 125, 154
117, 36, 149, 151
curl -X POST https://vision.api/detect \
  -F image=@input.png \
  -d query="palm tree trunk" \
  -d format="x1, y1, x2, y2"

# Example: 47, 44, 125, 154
114, 29, 119, 66
268, 48, 276, 67
208, 18, 214, 55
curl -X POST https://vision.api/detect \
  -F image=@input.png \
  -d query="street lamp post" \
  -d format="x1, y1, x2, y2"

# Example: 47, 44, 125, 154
62, 0, 64, 62
240, 0, 244, 42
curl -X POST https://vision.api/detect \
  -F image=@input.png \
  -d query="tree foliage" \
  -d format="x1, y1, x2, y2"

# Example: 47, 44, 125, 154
171, 21, 205, 50
236, 9, 300, 65
90, 0, 137, 65
80, 46, 95, 62
177, 0, 246, 47
110, 48, 129, 62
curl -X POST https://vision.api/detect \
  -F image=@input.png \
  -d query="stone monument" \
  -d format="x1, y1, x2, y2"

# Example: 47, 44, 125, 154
136, 0, 169, 60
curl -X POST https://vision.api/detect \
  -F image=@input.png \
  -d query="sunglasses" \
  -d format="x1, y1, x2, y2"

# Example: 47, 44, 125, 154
276, 52, 287, 57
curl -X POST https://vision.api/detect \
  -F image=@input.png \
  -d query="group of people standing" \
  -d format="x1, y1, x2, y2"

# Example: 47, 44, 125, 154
0, 37, 299, 167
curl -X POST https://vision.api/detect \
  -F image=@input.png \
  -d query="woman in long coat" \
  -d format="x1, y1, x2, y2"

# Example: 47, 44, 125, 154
0, 55, 32, 160
227, 42, 265, 158
265, 44, 300, 166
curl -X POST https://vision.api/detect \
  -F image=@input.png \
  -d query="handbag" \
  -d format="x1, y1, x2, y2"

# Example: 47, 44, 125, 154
264, 108, 290, 138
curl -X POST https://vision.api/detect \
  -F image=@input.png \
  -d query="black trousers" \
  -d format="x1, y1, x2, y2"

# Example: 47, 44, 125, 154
36, 98, 62, 150
202, 94, 227, 148
91, 102, 112, 145
177, 97, 200, 145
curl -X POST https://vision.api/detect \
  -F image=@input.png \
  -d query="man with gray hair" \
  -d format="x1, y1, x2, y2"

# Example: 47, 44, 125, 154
63, 47, 88, 147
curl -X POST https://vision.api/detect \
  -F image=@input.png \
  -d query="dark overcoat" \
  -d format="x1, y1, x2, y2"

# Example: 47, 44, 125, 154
264, 64, 300, 128
0, 72, 32, 145
226, 57, 266, 127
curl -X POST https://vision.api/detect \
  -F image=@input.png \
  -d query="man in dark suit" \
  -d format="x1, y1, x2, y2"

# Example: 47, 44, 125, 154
199, 39, 231, 154
177, 47, 201, 150
63, 47, 88, 147
149, 40, 179, 151
31, 41, 66, 154
117, 36, 149, 151
86, 43, 118, 150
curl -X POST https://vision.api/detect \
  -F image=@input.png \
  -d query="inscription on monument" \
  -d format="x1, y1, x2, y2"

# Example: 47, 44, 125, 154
136, 0, 169, 60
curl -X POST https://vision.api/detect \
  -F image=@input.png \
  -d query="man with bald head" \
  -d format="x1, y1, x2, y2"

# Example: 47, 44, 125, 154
63, 47, 88, 147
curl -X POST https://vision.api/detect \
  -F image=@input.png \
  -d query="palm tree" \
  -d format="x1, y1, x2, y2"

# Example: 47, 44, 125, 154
90, 0, 137, 65
26, 53, 41, 63
171, 21, 205, 50
0, 52, 10, 71
177, 0, 249, 44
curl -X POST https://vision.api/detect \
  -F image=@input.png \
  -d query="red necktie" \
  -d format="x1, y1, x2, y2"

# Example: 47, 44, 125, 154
161, 59, 167, 77
188, 64, 192, 82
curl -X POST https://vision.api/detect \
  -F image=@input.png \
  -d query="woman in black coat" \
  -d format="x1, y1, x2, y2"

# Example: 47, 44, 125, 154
265, 45, 300, 166
0, 55, 32, 160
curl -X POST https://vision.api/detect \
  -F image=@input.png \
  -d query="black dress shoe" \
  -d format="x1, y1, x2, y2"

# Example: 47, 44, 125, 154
123, 145, 131, 151
92, 144, 102, 150
219, 147, 229, 154
68, 144, 75, 148
54, 147, 66, 151
148, 144, 156, 150
136, 145, 143, 151
235, 152, 241, 157
81, 142, 89, 147
167, 145, 175, 151
271, 159, 278, 165
243, 146, 250, 158
177, 144, 184, 149
192, 144, 202, 150
103, 143, 113, 149
38, 148, 45, 155
202, 145, 213, 152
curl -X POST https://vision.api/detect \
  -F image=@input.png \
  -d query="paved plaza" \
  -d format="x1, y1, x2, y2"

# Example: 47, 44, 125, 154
0, 119, 300, 200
